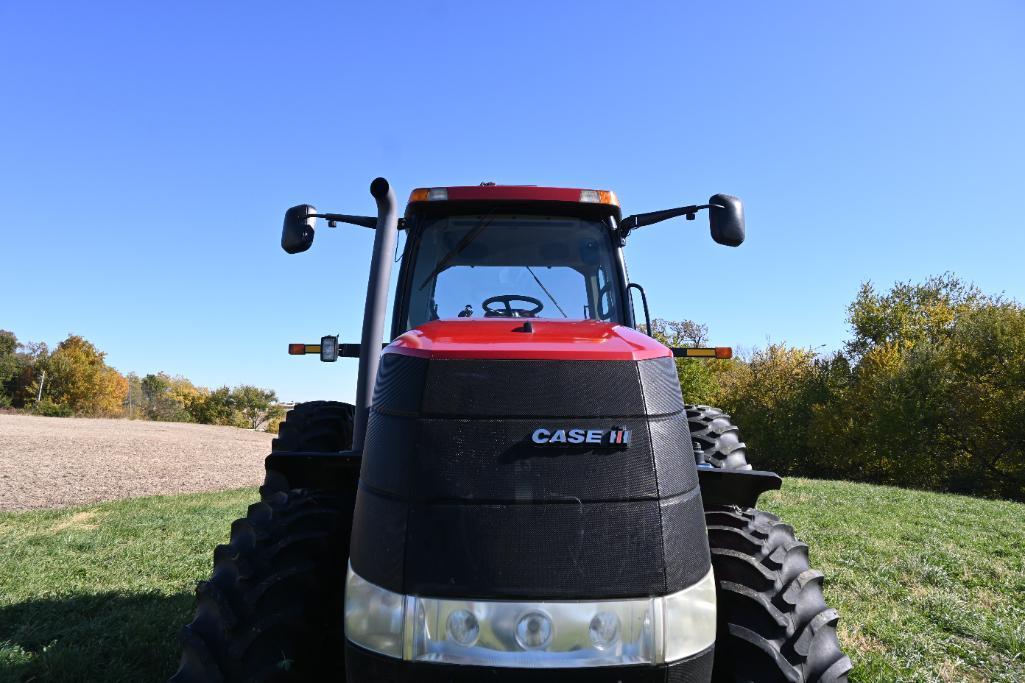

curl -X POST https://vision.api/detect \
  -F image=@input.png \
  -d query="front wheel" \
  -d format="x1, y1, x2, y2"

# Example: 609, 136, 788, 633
706, 506, 852, 683
170, 472, 352, 682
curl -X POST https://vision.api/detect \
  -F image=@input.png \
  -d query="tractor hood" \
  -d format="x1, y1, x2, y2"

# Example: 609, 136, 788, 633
349, 316, 709, 606
386, 318, 671, 361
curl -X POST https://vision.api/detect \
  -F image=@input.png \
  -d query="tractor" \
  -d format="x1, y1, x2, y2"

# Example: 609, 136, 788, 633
172, 178, 851, 682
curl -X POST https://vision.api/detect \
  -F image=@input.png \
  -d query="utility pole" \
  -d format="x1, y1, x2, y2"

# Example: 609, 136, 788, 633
36, 370, 46, 402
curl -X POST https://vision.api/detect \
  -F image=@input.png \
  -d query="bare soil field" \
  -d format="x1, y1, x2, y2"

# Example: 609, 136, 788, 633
0, 414, 272, 511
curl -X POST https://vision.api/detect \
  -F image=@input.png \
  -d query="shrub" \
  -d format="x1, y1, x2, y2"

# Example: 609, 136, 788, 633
32, 398, 73, 417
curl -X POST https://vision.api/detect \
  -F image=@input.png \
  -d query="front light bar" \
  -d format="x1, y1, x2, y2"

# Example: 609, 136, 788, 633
344, 565, 715, 669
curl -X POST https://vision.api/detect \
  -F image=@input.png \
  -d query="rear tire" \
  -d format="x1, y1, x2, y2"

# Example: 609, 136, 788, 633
272, 400, 354, 453
170, 472, 353, 682
686, 405, 751, 470
706, 506, 852, 683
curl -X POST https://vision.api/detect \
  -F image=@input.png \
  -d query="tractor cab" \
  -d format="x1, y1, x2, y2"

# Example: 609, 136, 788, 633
394, 185, 629, 335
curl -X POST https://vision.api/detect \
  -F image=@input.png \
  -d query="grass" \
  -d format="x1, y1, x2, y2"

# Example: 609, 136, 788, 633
759, 479, 1025, 682
0, 489, 254, 682
1, 481, 1023, 682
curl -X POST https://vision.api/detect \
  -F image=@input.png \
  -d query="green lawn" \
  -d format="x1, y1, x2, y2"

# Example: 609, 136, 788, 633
1, 480, 1023, 682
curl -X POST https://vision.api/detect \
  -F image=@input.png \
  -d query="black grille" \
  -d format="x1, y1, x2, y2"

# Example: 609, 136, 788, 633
411, 417, 658, 502
360, 410, 418, 496
660, 487, 711, 592
639, 357, 686, 415
349, 487, 407, 592
372, 353, 427, 415
404, 499, 667, 599
422, 359, 645, 417
352, 350, 714, 604
650, 414, 698, 497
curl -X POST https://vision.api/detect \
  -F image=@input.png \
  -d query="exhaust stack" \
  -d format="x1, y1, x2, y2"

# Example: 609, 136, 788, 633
352, 177, 398, 451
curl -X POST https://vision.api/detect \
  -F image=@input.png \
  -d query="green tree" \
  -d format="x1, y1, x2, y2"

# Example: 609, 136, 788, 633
823, 274, 1023, 499
9, 340, 49, 408
231, 385, 280, 430
0, 330, 19, 406
845, 273, 983, 359
190, 386, 245, 427
934, 302, 1025, 499
141, 373, 174, 420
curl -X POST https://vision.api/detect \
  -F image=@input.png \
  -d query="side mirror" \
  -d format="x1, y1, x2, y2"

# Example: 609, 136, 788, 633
281, 204, 317, 254
708, 194, 745, 247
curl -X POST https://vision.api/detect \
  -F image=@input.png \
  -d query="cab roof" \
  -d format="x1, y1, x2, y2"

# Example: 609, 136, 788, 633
406, 184, 622, 220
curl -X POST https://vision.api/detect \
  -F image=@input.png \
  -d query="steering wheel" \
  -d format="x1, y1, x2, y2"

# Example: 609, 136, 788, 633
482, 294, 544, 318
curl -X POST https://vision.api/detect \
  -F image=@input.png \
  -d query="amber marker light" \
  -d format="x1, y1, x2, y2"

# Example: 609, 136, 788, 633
579, 189, 620, 206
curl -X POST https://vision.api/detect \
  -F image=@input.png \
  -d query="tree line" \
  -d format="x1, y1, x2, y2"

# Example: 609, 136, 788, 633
657, 274, 1025, 502
0, 332, 284, 432
4, 273, 1021, 500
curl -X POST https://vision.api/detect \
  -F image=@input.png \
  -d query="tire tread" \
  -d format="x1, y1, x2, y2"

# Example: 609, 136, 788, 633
170, 482, 349, 682
708, 505, 851, 683
685, 405, 752, 470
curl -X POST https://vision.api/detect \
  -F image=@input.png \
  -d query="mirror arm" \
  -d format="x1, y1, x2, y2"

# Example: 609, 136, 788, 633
309, 212, 378, 229
309, 213, 407, 230
618, 203, 722, 240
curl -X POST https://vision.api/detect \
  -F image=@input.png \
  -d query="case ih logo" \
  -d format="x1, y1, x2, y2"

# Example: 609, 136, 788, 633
531, 428, 631, 446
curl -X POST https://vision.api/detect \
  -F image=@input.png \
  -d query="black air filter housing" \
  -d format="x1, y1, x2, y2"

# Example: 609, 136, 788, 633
349, 349, 709, 600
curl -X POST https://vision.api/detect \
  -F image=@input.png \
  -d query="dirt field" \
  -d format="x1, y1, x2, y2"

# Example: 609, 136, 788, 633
0, 414, 273, 511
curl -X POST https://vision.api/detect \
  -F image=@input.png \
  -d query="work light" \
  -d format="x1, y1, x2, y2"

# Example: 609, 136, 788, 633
320, 335, 338, 362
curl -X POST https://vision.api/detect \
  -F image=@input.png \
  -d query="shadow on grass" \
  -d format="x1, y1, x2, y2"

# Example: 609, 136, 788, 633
0, 591, 192, 682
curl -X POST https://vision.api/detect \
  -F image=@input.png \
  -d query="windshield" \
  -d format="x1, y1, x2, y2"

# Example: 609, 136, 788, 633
404, 214, 623, 330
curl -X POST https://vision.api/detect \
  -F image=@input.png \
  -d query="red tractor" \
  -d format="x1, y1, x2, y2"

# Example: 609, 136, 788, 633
173, 178, 851, 682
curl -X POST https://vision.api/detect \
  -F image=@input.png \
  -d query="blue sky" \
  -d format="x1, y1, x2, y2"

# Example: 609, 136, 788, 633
2, 1, 1023, 402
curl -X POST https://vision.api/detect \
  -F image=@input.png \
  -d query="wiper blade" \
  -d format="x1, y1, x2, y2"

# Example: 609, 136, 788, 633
418, 212, 496, 291
526, 266, 568, 318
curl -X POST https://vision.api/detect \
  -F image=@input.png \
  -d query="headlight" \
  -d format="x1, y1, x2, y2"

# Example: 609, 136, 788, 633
344, 564, 716, 668
343, 567, 406, 659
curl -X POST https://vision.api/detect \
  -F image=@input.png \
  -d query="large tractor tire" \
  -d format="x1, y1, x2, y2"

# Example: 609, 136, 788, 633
170, 472, 353, 682
686, 404, 751, 470
705, 506, 852, 683
173, 402, 357, 682
272, 400, 355, 453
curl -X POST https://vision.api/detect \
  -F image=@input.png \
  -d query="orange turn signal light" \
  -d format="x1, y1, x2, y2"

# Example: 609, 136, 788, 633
579, 189, 619, 206
409, 188, 449, 202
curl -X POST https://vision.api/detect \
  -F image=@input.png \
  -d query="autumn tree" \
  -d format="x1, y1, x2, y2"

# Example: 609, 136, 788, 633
39, 335, 127, 416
